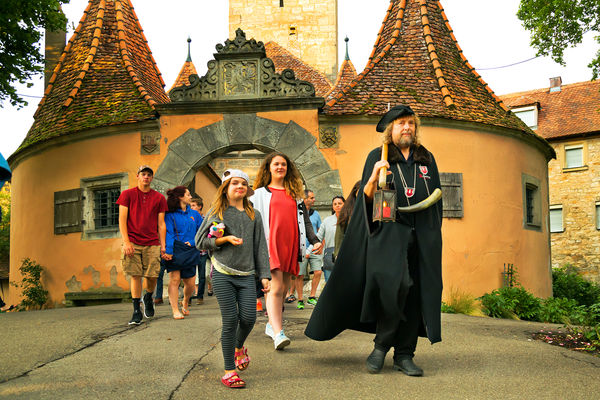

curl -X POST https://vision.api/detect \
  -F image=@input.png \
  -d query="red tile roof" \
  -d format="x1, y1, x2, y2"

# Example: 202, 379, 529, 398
323, 0, 529, 133
169, 38, 198, 92
21, 0, 169, 152
500, 80, 600, 140
326, 57, 358, 102
265, 41, 332, 98
169, 61, 198, 92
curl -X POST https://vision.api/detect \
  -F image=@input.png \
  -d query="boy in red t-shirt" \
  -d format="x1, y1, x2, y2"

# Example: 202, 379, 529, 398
117, 165, 168, 325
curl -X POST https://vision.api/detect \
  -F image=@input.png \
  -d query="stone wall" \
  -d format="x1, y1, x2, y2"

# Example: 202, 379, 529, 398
548, 136, 600, 283
229, 0, 338, 81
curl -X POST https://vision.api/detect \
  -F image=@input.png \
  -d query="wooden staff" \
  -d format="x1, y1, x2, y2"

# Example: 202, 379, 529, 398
378, 142, 388, 189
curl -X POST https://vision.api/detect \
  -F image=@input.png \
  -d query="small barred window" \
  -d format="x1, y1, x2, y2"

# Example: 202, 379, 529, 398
93, 188, 120, 229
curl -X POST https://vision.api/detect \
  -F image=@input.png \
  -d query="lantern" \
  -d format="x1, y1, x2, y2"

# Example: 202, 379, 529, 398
373, 187, 397, 222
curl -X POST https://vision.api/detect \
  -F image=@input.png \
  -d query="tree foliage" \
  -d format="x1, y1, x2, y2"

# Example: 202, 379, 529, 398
517, 0, 600, 79
0, 0, 69, 108
0, 185, 10, 265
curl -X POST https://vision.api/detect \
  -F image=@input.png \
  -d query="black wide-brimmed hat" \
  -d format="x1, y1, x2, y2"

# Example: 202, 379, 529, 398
376, 105, 415, 132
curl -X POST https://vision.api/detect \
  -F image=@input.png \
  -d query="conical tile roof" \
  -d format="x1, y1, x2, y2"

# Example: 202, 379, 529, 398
323, 0, 529, 132
326, 37, 358, 102
169, 38, 198, 92
21, 0, 169, 152
265, 41, 332, 98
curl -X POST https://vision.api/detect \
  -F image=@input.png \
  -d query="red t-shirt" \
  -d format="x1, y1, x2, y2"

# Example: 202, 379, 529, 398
116, 187, 168, 246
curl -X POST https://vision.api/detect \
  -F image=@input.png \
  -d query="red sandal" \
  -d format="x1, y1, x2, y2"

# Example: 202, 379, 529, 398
221, 371, 245, 388
234, 347, 250, 371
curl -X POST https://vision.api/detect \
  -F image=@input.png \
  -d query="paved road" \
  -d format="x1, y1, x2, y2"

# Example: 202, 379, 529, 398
0, 297, 598, 399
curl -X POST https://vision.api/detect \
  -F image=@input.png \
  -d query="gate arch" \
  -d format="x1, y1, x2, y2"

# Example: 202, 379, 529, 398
153, 113, 341, 207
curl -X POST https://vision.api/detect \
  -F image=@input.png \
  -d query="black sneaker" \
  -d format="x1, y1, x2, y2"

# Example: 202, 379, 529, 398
128, 309, 143, 325
142, 292, 155, 318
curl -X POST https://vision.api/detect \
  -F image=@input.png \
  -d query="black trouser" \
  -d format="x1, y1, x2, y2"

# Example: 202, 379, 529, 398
374, 231, 421, 358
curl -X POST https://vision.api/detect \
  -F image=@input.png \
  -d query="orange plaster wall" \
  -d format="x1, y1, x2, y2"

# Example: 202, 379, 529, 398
334, 123, 552, 299
9, 131, 156, 306
10, 110, 323, 306
10, 111, 551, 306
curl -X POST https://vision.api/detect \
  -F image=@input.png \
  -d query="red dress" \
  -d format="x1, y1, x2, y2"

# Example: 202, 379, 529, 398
268, 187, 299, 274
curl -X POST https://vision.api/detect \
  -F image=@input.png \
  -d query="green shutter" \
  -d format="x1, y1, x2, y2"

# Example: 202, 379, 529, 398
54, 188, 84, 234
440, 172, 463, 218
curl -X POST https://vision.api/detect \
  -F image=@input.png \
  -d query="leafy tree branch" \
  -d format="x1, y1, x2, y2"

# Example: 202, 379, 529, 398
0, 0, 69, 108
517, 0, 600, 79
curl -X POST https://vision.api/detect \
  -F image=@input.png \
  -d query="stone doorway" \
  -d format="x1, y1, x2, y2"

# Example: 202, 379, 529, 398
152, 113, 341, 208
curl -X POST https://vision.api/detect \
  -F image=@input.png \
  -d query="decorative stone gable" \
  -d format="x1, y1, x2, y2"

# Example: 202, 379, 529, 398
169, 29, 315, 102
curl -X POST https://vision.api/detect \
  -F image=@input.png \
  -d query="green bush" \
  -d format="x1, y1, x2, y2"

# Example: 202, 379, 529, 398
565, 303, 600, 349
552, 265, 600, 307
538, 297, 578, 324
11, 258, 49, 310
479, 288, 518, 319
479, 286, 541, 320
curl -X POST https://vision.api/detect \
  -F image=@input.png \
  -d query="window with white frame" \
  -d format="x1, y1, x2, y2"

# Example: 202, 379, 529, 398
564, 144, 584, 169
512, 105, 538, 130
549, 205, 563, 233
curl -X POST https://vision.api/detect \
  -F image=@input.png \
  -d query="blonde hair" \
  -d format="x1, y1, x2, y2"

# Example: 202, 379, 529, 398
208, 179, 255, 220
253, 152, 304, 200
382, 114, 421, 146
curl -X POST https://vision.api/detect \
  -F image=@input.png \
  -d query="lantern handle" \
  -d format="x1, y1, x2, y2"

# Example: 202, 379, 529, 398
378, 143, 388, 188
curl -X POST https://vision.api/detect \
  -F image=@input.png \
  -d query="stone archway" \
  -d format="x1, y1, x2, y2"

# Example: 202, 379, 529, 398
152, 113, 341, 207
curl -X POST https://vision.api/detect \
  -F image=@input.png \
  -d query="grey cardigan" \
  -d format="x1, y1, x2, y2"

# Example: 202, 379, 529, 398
195, 206, 271, 280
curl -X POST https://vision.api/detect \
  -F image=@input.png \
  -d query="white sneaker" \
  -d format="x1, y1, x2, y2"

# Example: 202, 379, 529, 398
265, 322, 274, 339
274, 330, 291, 350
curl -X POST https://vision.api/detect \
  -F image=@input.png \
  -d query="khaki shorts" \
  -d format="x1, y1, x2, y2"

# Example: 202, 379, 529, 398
122, 244, 161, 278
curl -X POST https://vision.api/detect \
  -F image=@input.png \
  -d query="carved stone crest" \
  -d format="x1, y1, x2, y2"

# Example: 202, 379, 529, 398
222, 61, 258, 97
169, 29, 315, 102
141, 131, 160, 155
319, 125, 339, 148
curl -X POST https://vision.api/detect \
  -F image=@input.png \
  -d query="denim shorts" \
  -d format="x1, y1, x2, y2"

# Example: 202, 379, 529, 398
164, 262, 197, 279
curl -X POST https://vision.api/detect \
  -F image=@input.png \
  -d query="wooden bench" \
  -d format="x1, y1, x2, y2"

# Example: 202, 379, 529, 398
64, 290, 131, 307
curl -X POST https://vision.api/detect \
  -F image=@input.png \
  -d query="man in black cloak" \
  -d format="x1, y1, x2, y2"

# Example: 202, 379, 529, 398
304, 105, 443, 376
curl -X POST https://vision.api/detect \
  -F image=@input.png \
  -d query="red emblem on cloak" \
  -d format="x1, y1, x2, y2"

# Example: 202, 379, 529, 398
405, 187, 415, 198
419, 166, 428, 175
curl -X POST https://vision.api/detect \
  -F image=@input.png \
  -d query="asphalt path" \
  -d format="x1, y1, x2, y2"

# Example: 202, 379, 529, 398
0, 297, 598, 399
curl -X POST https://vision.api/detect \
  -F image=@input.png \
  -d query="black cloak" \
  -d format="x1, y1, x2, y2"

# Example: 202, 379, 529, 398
305, 144, 443, 344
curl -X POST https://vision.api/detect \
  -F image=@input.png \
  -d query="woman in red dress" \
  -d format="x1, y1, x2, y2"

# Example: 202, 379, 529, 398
251, 152, 322, 349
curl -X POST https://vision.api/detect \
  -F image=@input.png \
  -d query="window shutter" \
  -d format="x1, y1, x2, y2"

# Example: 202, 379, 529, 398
440, 172, 463, 218
54, 188, 84, 234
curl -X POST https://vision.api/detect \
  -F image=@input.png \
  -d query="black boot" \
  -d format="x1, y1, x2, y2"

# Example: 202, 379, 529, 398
393, 356, 423, 376
366, 346, 388, 374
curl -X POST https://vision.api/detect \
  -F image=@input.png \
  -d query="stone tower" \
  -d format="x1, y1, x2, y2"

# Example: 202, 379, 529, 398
229, 0, 338, 82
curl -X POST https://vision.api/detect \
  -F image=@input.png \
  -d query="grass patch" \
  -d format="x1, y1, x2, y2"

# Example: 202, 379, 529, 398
443, 287, 484, 316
